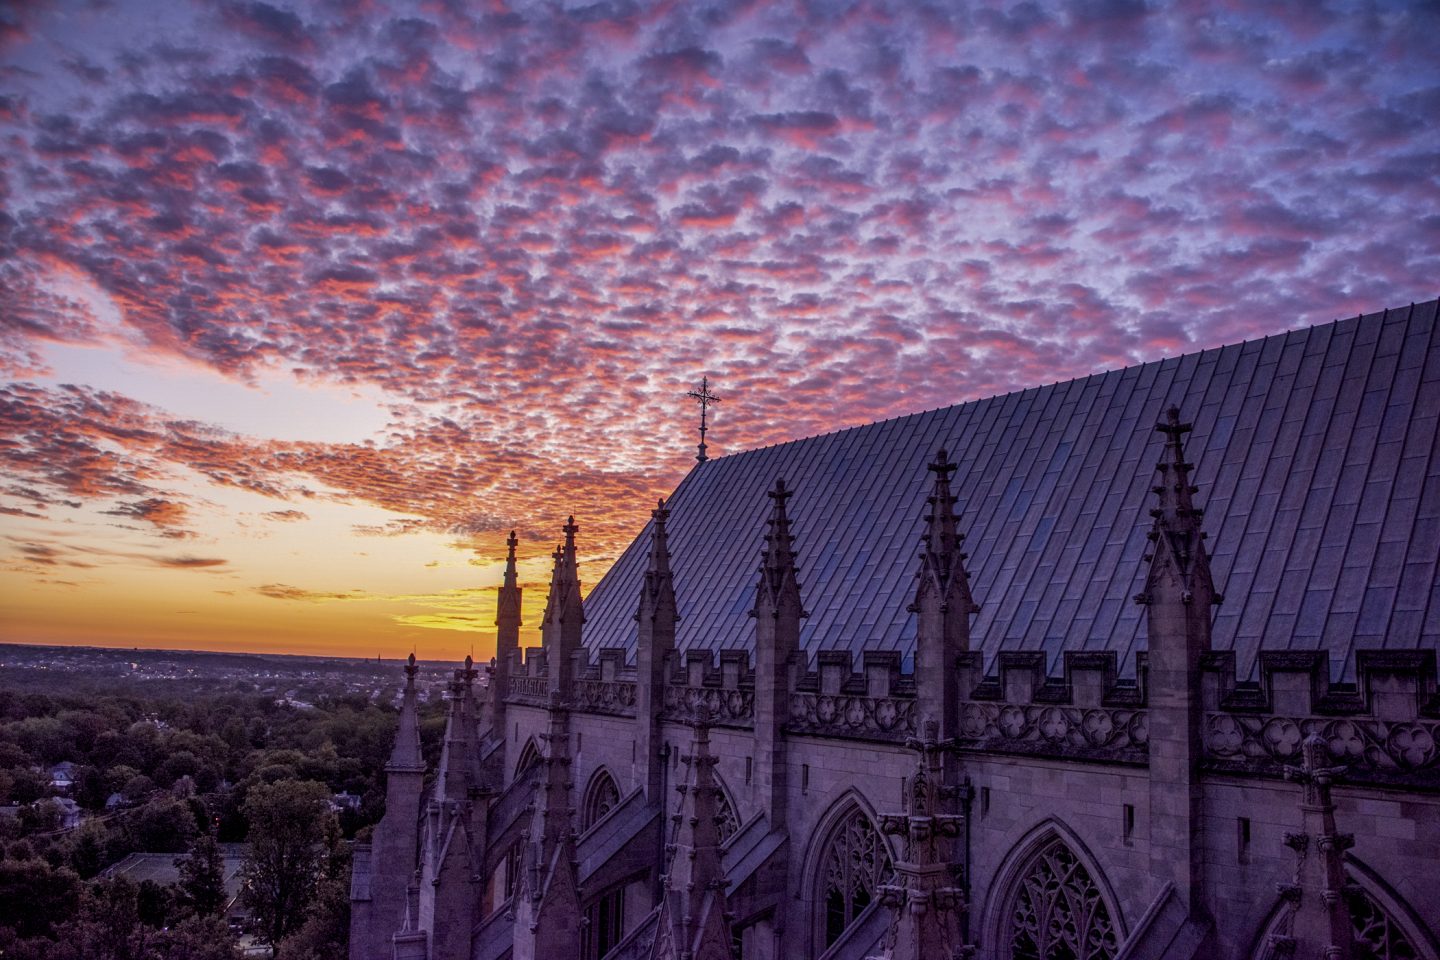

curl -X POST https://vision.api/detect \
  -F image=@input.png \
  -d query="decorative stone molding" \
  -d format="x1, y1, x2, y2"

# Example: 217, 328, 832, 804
1203, 713, 1440, 787
662, 683, 754, 726
574, 678, 637, 716
789, 690, 918, 742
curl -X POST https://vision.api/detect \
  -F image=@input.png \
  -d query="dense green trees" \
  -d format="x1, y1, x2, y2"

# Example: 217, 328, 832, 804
241, 779, 337, 955
0, 673, 443, 960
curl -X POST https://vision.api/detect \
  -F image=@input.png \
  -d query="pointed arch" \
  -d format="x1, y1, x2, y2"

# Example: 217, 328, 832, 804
982, 818, 1125, 960
581, 766, 621, 832
514, 737, 541, 779
712, 769, 739, 846
1247, 855, 1439, 960
803, 790, 896, 954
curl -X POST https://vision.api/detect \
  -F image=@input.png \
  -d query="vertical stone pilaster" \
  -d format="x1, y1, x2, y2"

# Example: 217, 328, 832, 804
636, 499, 678, 804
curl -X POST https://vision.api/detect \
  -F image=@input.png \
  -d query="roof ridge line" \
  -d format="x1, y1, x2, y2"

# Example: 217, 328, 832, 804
698, 299, 1432, 466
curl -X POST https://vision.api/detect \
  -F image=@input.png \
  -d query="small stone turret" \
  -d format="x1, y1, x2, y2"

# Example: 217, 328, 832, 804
652, 707, 734, 960
751, 478, 805, 827
543, 517, 586, 700
637, 498, 678, 802
872, 720, 968, 960
909, 449, 978, 746
1136, 406, 1221, 916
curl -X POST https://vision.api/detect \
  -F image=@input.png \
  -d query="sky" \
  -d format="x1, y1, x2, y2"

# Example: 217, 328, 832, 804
1, 0, 1437, 662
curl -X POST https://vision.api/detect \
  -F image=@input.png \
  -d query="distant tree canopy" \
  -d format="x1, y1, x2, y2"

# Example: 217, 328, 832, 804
0, 662, 446, 960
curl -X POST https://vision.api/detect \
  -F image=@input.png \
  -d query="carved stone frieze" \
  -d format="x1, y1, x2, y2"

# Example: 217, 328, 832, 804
1203, 713, 1440, 787
787, 692, 917, 742
955, 702, 1148, 764
574, 678, 637, 717
662, 684, 754, 726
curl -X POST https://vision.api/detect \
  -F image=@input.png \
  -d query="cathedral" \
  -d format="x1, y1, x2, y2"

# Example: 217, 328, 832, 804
350, 301, 1440, 960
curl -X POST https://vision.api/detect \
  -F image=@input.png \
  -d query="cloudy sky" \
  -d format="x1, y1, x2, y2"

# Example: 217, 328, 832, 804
2, 0, 1436, 660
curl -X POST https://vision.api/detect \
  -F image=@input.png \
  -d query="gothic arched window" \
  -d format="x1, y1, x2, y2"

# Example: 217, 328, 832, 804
715, 787, 739, 845
819, 806, 893, 948
582, 769, 620, 831
1006, 837, 1118, 960
515, 739, 541, 777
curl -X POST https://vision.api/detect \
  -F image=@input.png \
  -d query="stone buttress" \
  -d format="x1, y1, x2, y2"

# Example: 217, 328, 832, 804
1134, 407, 1222, 920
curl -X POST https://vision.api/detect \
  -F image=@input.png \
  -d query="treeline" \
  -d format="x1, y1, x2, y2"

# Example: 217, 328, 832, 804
0, 677, 444, 958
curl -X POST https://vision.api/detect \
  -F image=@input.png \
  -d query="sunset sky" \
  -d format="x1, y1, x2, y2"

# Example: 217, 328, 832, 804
2, 0, 1437, 661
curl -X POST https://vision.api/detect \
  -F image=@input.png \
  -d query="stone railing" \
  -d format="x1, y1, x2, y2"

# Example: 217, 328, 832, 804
662, 684, 754, 726
575, 678, 637, 717
788, 691, 917, 742
509, 674, 549, 701
1199, 649, 1440, 788
957, 702, 1148, 764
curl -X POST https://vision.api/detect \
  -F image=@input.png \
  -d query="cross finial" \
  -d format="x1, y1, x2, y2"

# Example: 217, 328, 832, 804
685, 376, 721, 463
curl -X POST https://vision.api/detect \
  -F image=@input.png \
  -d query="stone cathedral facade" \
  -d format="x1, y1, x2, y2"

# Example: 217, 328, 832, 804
351, 301, 1440, 960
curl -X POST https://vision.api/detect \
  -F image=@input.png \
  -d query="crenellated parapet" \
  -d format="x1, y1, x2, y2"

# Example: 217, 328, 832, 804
1200, 649, 1440, 788
508, 646, 639, 716
787, 650, 918, 743
662, 648, 755, 726
953, 651, 1149, 765
573, 647, 638, 716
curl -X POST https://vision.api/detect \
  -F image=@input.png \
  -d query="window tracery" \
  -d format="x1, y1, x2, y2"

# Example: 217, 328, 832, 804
820, 807, 892, 947
1351, 889, 1420, 960
1006, 837, 1118, 960
715, 787, 738, 844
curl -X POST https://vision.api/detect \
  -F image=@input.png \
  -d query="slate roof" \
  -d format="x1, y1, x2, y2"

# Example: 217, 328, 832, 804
581, 301, 1440, 680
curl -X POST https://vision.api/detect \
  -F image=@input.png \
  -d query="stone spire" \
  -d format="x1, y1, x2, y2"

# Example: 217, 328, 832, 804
436, 657, 480, 802
751, 478, 804, 827
511, 695, 583, 960
872, 720, 968, 960
637, 498, 679, 802
542, 517, 586, 699
1134, 406, 1221, 610
652, 707, 734, 960
909, 449, 978, 743
387, 653, 425, 773
754, 479, 805, 622
493, 530, 522, 740
1274, 735, 1356, 960
417, 657, 489, 959
1135, 406, 1221, 916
